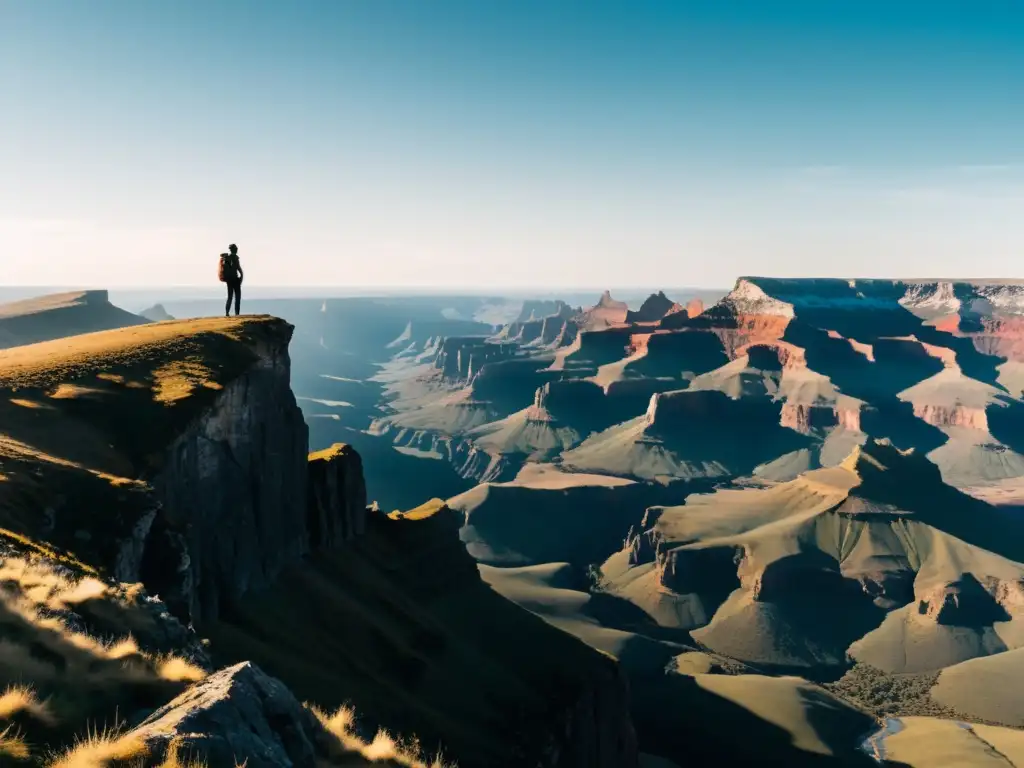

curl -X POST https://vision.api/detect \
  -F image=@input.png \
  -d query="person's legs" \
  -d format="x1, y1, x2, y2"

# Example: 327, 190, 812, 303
225, 282, 233, 317
233, 281, 242, 315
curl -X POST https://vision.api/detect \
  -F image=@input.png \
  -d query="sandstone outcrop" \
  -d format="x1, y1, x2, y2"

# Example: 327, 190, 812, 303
433, 336, 516, 382
579, 291, 630, 330
498, 302, 577, 346
625, 292, 677, 324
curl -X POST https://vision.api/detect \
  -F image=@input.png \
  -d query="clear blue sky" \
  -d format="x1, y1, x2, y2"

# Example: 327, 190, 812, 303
1, 0, 1022, 289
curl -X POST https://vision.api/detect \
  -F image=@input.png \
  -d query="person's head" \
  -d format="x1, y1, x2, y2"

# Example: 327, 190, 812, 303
228, 243, 238, 254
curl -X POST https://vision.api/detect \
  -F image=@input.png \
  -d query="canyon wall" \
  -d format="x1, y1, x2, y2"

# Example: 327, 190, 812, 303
102, 318, 638, 768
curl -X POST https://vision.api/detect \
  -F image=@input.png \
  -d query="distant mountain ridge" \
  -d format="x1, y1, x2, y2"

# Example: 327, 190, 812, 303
0, 289, 150, 349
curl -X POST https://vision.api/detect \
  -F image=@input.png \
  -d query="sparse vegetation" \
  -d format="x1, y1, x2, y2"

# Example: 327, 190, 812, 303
309, 703, 455, 768
825, 663, 959, 720
386, 498, 446, 521
0, 317, 286, 571
41, 706, 456, 768
0, 725, 31, 762
0, 548, 454, 767
0, 552, 207, 764
47, 731, 233, 768
47, 725, 148, 768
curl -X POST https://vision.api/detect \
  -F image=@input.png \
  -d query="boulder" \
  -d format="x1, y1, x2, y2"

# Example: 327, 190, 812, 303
129, 662, 324, 768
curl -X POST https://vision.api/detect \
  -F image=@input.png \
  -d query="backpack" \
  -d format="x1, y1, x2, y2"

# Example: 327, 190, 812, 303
217, 253, 233, 282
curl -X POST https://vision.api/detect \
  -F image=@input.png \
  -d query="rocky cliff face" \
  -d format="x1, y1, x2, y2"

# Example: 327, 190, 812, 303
120, 325, 367, 628
432, 336, 517, 382
142, 329, 310, 625
386, 428, 516, 483
383, 502, 640, 768
0, 313, 641, 768
541, 662, 638, 768
307, 443, 368, 548
139, 325, 637, 767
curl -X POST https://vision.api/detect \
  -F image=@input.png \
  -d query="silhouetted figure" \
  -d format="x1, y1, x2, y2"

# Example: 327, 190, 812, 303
218, 244, 244, 316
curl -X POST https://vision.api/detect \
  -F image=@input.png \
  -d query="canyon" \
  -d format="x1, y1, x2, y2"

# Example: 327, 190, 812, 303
4, 279, 1024, 766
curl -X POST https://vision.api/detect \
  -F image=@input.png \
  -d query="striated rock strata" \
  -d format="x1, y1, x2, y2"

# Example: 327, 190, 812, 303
146, 325, 311, 624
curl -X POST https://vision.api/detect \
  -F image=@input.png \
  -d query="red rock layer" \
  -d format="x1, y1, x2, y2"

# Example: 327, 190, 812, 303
912, 404, 989, 430
779, 403, 862, 433
967, 317, 1024, 362
709, 315, 792, 360
836, 407, 863, 431
779, 404, 834, 433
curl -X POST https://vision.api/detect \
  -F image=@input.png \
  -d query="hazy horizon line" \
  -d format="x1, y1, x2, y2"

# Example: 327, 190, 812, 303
0, 283, 733, 294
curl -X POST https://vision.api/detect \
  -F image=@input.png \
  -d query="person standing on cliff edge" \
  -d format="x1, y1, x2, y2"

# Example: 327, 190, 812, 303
217, 244, 244, 316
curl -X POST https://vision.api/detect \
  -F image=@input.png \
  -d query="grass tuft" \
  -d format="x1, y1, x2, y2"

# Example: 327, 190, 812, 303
0, 685, 56, 727
0, 552, 207, 759
0, 724, 31, 762
46, 723, 147, 768
309, 703, 455, 768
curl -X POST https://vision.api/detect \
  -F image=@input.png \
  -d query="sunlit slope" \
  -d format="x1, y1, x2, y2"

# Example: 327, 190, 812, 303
0, 290, 149, 349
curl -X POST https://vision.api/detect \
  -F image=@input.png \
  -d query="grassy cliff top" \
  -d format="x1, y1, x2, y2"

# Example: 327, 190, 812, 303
309, 442, 356, 464
387, 498, 448, 521
0, 315, 293, 473
0, 315, 288, 389
0, 315, 294, 570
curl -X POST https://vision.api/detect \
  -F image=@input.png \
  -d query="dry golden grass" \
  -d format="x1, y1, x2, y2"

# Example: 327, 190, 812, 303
0, 724, 31, 762
0, 552, 207, 763
0, 540, 462, 767
0, 529, 97, 576
309, 704, 454, 768
151, 359, 225, 404
0, 316, 288, 572
0, 686, 55, 727
44, 704, 453, 768
308, 443, 355, 463
145, 739, 211, 768
47, 725, 148, 768
0, 316, 261, 390
386, 499, 446, 522
48, 732, 220, 768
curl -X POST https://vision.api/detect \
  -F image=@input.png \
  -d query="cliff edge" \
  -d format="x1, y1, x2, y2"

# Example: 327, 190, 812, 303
0, 316, 337, 624
0, 314, 638, 768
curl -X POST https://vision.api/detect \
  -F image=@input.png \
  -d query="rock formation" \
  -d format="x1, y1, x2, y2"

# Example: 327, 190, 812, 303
146, 322, 312, 624
127, 662, 329, 768
139, 303, 175, 322
0, 312, 641, 768
307, 442, 368, 547
0, 289, 149, 349
625, 292, 677, 324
